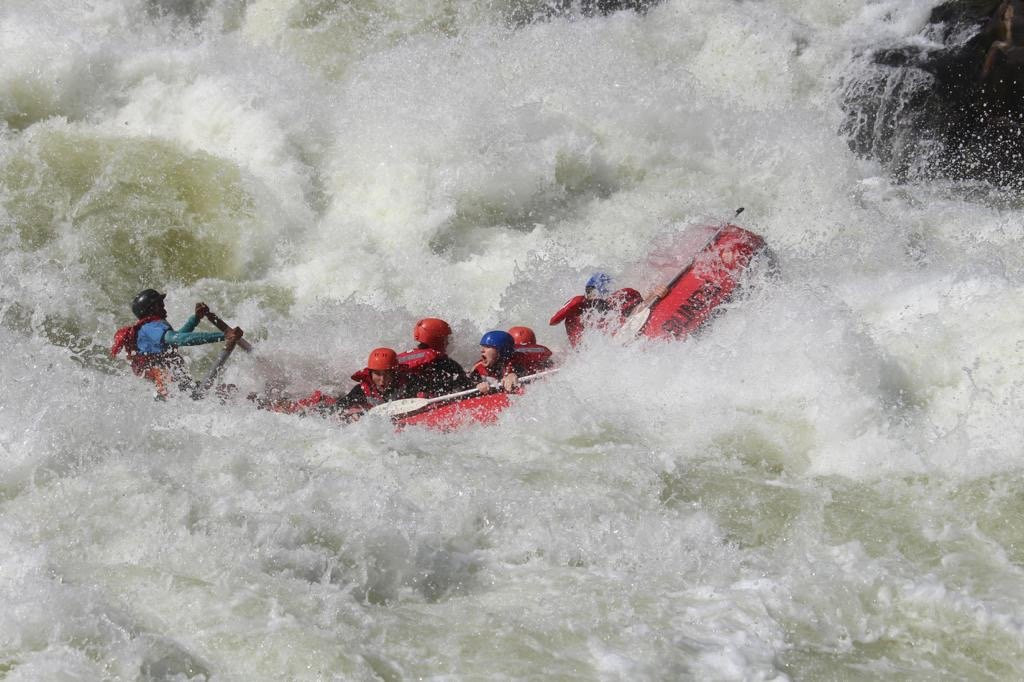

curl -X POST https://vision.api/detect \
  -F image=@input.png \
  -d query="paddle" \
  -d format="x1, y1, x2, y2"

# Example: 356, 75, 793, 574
205, 311, 254, 353
615, 207, 744, 341
191, 309, 247, 398
193, 338, 239, 398
371, 368, 561, 419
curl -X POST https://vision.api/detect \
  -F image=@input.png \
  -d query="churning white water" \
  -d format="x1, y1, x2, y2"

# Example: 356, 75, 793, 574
3, 0, 1024, 678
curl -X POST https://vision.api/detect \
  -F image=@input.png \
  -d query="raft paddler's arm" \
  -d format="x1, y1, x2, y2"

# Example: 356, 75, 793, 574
174, 303, 215, 335
325, 386, 372, 421
644, 286, 670, 303
177, 313, 202, 334
249, 388, 335, 416
165, 328, 225, 347
165, 305, 237, 346
549, 295, 586, 325
475, 377, 496, 394
166, 312, 241, 348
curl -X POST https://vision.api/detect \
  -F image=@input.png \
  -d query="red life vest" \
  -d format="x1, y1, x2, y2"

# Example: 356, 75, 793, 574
549, 295, 591, 347
350, 369, 382, 407
472, 360, 497, 380
473, 352, 529, 380
350, 368, 419, 408
549, 295, 620, 347
513, 344, 554, 374
609, 287, 643, 321
397, 347, 442, 371
110, 315, 178, 376
549, 295, 587, 326
549, 288, 644, 346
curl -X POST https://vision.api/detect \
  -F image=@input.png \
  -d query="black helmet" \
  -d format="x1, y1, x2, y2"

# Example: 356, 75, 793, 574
131, 289, 166, 319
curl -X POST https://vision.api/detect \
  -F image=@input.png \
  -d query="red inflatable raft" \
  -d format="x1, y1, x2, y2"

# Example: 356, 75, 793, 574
618, 223, 769, 341
389, 223, 769, 430
394, 391, 514, 430
385, 370, 560, 430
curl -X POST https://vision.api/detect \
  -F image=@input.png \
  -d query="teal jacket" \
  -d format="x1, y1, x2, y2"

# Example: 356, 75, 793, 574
136, 314, 223, 355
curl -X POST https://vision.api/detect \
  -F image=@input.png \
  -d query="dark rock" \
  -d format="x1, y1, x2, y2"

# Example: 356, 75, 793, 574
841, 1, 1024, 188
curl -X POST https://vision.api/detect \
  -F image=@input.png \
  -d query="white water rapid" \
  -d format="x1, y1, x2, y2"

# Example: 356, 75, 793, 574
3, 0, 1024, 678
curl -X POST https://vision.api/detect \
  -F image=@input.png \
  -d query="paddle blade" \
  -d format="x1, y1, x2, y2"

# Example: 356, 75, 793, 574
368, 397, 432, 418
369, 386, 482, 418
194, 345, 236, 398
374, 371, 557, 420
614, 304, 652, 342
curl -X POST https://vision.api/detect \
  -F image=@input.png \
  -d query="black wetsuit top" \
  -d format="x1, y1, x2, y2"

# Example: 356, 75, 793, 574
419, 355, 475, 396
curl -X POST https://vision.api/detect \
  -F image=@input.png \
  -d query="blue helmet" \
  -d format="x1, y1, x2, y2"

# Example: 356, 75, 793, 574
585, 272, 612, 295
479, 330, 515, 357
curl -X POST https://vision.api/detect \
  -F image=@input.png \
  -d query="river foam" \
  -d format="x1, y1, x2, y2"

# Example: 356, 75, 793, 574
3, 0, 1024, 678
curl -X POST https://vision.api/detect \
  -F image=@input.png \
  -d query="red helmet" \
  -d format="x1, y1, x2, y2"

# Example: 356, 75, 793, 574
414, 318, 452, 351
508, 326, 536, 345
367, 347, 399, 371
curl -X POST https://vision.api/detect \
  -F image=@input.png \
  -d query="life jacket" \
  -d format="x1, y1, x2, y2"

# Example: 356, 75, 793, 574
550, 295, 623, 347
111, 315, 163, 368
513, 343, 554, 374
549, 295, 586, 326
397, 347, 442, 372
609, 287, 643, 321
549, 288, 645, 346
111, 316, 189, 397
472, 352, 529, 381
550, 295, 591, 347
350, 368, 420, 408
